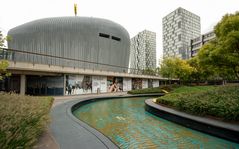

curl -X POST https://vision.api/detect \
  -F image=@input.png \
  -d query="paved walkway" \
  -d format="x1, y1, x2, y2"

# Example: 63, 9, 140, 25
35, 92, 127, 149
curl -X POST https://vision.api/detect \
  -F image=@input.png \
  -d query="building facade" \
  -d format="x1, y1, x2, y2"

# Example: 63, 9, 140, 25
190, 31, 216, 57
0, 17, 168, 96
8, 17, 130, 73
129, 30, 156, 73
163, 7, 201, 59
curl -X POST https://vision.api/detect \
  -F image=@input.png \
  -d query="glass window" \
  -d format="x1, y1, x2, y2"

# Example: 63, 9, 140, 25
178, 21, 181, 28
178, 34, 181, 41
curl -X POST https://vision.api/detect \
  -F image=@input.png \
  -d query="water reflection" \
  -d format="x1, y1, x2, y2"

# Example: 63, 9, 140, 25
73, 97, 239, 149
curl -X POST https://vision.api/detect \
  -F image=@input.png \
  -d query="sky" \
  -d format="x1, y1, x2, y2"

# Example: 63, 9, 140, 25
0, 0, 239, 64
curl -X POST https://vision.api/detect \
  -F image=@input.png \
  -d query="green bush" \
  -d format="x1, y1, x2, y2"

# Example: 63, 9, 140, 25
0, 93, 53, 149
128, 87, 162, 94
168, 85, 215, 93
156, 85, 239, 121
127, 85, 179, 94
156, 86, 216, 105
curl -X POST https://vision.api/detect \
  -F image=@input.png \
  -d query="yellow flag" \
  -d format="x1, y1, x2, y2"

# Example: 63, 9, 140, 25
74, 4, 77, 16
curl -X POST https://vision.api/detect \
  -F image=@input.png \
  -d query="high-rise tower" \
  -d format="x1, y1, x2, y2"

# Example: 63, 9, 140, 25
163, 7, 201, 59
129, 30, 156, 73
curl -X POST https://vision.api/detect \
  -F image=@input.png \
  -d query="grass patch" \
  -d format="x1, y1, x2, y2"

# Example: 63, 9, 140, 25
0, 93, 53, 149
156, 85, 239, 121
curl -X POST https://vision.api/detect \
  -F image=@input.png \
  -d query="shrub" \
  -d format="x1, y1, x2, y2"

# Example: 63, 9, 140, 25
128, 87, 162, 94
156, 86, 216, 105
156, 85, 239, 121
0, 93, 53, 149
127, 85, 180, 94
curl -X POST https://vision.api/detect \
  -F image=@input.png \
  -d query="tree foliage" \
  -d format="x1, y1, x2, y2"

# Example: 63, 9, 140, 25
0, 31, 11, 48
160, 57, 194, 82
0, 60, 10, 80
187, 57, 212, 82
198, 12, 239, 79
0, 31, 5, 48
160, 58, 176, 80
0, 30, 11, 80
142, 68, 156, 75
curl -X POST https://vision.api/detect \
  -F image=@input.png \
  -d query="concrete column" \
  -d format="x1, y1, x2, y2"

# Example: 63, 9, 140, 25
20, 74, 26, 95
63, 74, 66, 95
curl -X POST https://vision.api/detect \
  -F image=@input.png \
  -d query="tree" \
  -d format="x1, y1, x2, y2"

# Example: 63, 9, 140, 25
142, 68, 156, 75
0, 30, 11, 80
173, 58, 194, 83
155, 67, 160, 76
0, 31, 5, 47
197, 40, 233, 82
188, 56, 218, 83
199, 12, 239, 80
159, 58, 176, 81
215, 12, 239, 79
160, 57, 194, 84
0, 60, 10, 80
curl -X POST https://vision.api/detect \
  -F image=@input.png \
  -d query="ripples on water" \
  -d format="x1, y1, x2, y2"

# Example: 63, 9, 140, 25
73, 97, 239, 149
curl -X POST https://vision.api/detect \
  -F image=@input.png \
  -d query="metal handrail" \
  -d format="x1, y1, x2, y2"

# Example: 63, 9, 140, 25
0, 48, 159, 76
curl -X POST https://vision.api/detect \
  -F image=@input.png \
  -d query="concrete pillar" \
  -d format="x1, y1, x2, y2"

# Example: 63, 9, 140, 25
20, 74, 26, 95
63, 74, 66, 95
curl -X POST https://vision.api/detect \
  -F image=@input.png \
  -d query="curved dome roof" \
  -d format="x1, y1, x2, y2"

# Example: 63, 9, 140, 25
8, 17, 130, 72
8, 16, 129, 38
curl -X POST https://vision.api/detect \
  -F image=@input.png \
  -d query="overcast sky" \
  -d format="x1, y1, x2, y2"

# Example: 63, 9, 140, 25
0, 0, 239, 63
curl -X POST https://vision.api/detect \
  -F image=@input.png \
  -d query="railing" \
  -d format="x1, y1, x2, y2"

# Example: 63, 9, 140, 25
0, 48, 159, 76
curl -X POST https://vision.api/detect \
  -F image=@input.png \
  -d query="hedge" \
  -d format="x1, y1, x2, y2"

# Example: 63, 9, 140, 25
156, 85, 239, 121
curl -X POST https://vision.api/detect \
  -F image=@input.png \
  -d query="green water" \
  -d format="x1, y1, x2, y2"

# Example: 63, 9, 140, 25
73, 97, 239, 149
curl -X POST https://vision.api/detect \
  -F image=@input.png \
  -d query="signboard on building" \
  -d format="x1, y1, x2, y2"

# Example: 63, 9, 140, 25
123, 78, 132, 91
65, 75, 92, 95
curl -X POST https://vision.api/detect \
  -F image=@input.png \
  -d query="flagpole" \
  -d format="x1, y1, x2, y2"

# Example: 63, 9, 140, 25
74, 4, 77, 16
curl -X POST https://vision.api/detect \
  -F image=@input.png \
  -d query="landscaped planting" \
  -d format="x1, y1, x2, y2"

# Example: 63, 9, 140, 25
128, 87, 162, 94
127, 85, 179, 94
156, 85, 239, 121
0, 93, 53, 149
156, 86, 216, 106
